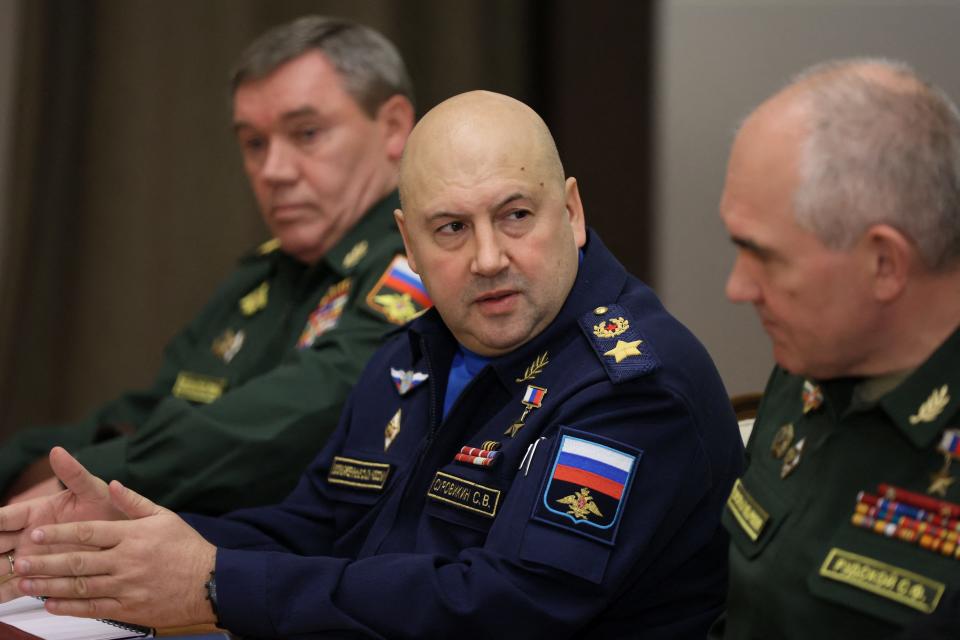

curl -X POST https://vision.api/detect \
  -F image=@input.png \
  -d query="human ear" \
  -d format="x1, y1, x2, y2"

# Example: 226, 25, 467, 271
865, 224, 912, 302
564, 177, 587, 248
377, 95, 415, 162
394, 208, 419, 273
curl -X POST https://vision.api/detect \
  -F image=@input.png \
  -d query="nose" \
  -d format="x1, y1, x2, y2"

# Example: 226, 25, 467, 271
260, 138, 299, 184
470, 225, 509, 277
725, 254, 761, 303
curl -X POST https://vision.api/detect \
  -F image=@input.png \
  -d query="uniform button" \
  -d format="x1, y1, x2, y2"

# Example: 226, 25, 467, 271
594, 306, 608, 315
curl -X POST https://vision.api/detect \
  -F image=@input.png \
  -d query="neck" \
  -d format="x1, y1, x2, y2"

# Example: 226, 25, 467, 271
856, 269, 960, 376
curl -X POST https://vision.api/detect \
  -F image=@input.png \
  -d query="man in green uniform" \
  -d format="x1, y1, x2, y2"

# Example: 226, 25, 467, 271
715, 58, 960, 638
0, 16, 427, 514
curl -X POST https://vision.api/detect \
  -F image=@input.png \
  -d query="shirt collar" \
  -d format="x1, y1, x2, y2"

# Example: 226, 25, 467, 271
877, 324, 960, 449
320, 191, 401, 278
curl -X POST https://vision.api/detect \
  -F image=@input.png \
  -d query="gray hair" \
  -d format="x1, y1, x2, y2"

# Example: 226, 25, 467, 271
791, 58, 960, 270
230, 16, 415, 117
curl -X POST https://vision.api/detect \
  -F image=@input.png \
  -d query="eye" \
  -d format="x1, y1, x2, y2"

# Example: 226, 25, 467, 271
506, 209, 531, 221
437, 220, 467, 235
239, 135, 266, 155
294, 126, 321, 144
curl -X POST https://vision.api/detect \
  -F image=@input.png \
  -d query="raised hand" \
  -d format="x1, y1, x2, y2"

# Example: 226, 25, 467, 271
0, 447, 124, 602
14, 478, 217, 628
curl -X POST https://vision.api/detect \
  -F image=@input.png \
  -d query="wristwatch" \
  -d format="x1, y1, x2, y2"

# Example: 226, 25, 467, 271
204, 570, 220, 625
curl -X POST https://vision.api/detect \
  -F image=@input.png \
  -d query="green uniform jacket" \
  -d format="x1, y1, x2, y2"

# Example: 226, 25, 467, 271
0, 193, 424, 514
720, 327, 960, 638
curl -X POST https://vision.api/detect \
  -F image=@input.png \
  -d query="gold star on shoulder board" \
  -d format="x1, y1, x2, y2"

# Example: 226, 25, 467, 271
604, 339, 643, 364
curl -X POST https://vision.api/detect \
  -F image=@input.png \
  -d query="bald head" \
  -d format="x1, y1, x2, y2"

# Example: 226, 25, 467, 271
399, 91, 565, 213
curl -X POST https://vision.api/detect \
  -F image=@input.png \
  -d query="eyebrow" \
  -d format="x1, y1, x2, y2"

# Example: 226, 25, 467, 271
424, 192, 530, 224
232, 106, 322, 133
730, 235, 773, 259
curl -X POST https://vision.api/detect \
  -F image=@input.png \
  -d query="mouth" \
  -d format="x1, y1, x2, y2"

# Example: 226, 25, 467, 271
473, 289, 520, 314
270, 203, 312, 221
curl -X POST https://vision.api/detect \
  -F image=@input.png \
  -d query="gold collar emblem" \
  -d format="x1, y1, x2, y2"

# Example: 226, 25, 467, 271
909, 385, 950, 425
516, 351, 549, 383
342, 240, 369, 269
239, 282, 269, 316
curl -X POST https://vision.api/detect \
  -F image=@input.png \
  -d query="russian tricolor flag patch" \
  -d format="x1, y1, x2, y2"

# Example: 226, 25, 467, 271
533, 428, 641, 545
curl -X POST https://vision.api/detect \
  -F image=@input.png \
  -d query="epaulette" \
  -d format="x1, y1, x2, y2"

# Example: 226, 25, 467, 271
579, 303, 661, 384
256, 238, 281, 255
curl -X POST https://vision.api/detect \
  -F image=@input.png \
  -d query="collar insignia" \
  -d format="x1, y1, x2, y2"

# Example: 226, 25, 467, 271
239, 281, 269, 316
342, 240, 368, 269
515, 351, 549, 383
910, 385, 950, 425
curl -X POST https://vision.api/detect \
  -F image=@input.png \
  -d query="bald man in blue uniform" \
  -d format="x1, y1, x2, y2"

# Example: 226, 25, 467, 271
0, 91, 743, 639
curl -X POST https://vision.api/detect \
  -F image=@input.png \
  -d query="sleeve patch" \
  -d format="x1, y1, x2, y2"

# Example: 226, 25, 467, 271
365, 255, 433, 325
531, 427, 642, 545
579, 303, 660, 383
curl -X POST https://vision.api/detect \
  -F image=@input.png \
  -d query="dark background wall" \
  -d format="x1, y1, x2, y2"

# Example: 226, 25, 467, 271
0, 0, 656, 436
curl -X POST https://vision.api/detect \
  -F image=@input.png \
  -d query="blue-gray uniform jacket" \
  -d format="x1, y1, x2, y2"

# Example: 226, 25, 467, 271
184, 231, 744, 639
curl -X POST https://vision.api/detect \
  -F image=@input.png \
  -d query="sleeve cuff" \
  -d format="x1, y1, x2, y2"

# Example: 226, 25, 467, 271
215, 547, 272, 638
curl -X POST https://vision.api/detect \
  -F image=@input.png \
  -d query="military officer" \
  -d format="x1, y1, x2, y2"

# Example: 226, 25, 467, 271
0, 91, 743, 637
0, 16, 427, 514
714, 59, 960, 638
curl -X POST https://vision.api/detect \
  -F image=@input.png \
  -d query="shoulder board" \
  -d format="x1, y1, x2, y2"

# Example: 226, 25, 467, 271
579, 303, 660, 384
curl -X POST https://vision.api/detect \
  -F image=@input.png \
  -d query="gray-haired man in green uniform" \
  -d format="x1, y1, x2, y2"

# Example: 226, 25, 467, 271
0, 16, 428, 514
714, 59, 960, 638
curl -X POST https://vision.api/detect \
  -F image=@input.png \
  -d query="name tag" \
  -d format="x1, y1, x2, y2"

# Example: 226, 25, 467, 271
819, 548, 945, 613
427, 471, 501, 518
172, 372, 227, 404
328, 456, 391, 490
726, 478, 769, 541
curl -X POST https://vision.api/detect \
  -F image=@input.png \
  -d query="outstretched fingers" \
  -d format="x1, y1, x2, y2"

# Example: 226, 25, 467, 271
29, 520, 124, 550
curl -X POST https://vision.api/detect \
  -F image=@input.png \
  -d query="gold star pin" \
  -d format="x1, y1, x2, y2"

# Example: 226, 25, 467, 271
604, 339, 643, 364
